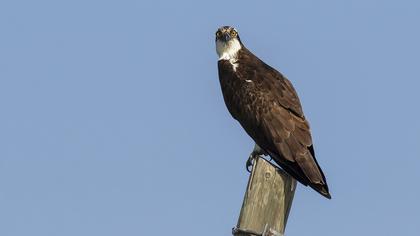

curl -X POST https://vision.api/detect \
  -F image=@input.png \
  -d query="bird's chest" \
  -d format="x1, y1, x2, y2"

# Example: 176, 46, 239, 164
218, 61, 261, 119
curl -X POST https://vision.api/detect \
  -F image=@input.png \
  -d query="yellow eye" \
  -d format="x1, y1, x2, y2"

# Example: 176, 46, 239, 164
216, 31, 221, 37
230, 31, 237, 37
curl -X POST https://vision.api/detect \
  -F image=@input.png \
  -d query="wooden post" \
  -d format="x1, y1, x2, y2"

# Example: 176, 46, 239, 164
233, 157, 297, 236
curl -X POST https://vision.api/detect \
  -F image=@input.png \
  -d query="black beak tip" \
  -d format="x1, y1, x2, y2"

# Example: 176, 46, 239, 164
220, 33, 230, 42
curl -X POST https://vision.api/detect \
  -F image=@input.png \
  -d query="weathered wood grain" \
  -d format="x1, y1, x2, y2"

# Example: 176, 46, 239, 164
234, 157, 297, 236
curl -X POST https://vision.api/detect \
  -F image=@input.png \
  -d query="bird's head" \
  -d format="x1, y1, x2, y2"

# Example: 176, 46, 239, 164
215, 26, 242, 60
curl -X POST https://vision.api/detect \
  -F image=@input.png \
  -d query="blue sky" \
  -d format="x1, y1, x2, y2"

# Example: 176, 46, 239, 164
1, 1, 419, 235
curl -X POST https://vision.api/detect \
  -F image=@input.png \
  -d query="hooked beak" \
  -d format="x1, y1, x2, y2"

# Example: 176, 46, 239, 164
222, 32, 230, 41
219, 32, 230, 42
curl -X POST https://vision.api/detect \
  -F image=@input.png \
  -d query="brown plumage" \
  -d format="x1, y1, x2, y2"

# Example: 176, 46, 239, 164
216, 26, 331, 198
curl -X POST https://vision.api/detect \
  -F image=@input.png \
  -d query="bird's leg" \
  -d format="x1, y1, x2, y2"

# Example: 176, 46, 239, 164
246, 143, 266, 172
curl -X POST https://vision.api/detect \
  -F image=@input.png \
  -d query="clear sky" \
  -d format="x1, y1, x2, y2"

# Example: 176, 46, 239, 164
1, 0, 420, 235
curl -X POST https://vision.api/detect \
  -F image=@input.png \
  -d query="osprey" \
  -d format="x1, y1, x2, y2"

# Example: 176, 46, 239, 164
216, 26, 331, 199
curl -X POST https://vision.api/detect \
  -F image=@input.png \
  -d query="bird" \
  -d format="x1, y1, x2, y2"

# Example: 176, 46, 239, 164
215, 26, 331, 199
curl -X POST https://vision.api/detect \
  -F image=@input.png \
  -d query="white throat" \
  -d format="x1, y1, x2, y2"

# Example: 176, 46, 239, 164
216, 38, 242, 60
216, 38, 241, 71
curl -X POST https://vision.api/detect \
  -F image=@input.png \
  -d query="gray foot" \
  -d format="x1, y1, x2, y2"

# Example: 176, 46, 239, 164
246, 152, 258, 172
246, 143, 269, 172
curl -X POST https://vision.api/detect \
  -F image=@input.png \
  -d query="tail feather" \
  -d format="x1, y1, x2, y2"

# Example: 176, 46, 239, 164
310, 183, 331, 199
267, 149, 331, 199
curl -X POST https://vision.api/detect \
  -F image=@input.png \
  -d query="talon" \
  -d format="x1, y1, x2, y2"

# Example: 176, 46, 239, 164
246, 143, 266, 172
246, 152, 258, 172
246, 155, 254, 172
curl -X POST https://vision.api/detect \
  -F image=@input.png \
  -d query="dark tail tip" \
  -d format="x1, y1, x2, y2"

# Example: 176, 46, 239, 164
311, 184, 332, 199
323, 192, 332, 199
